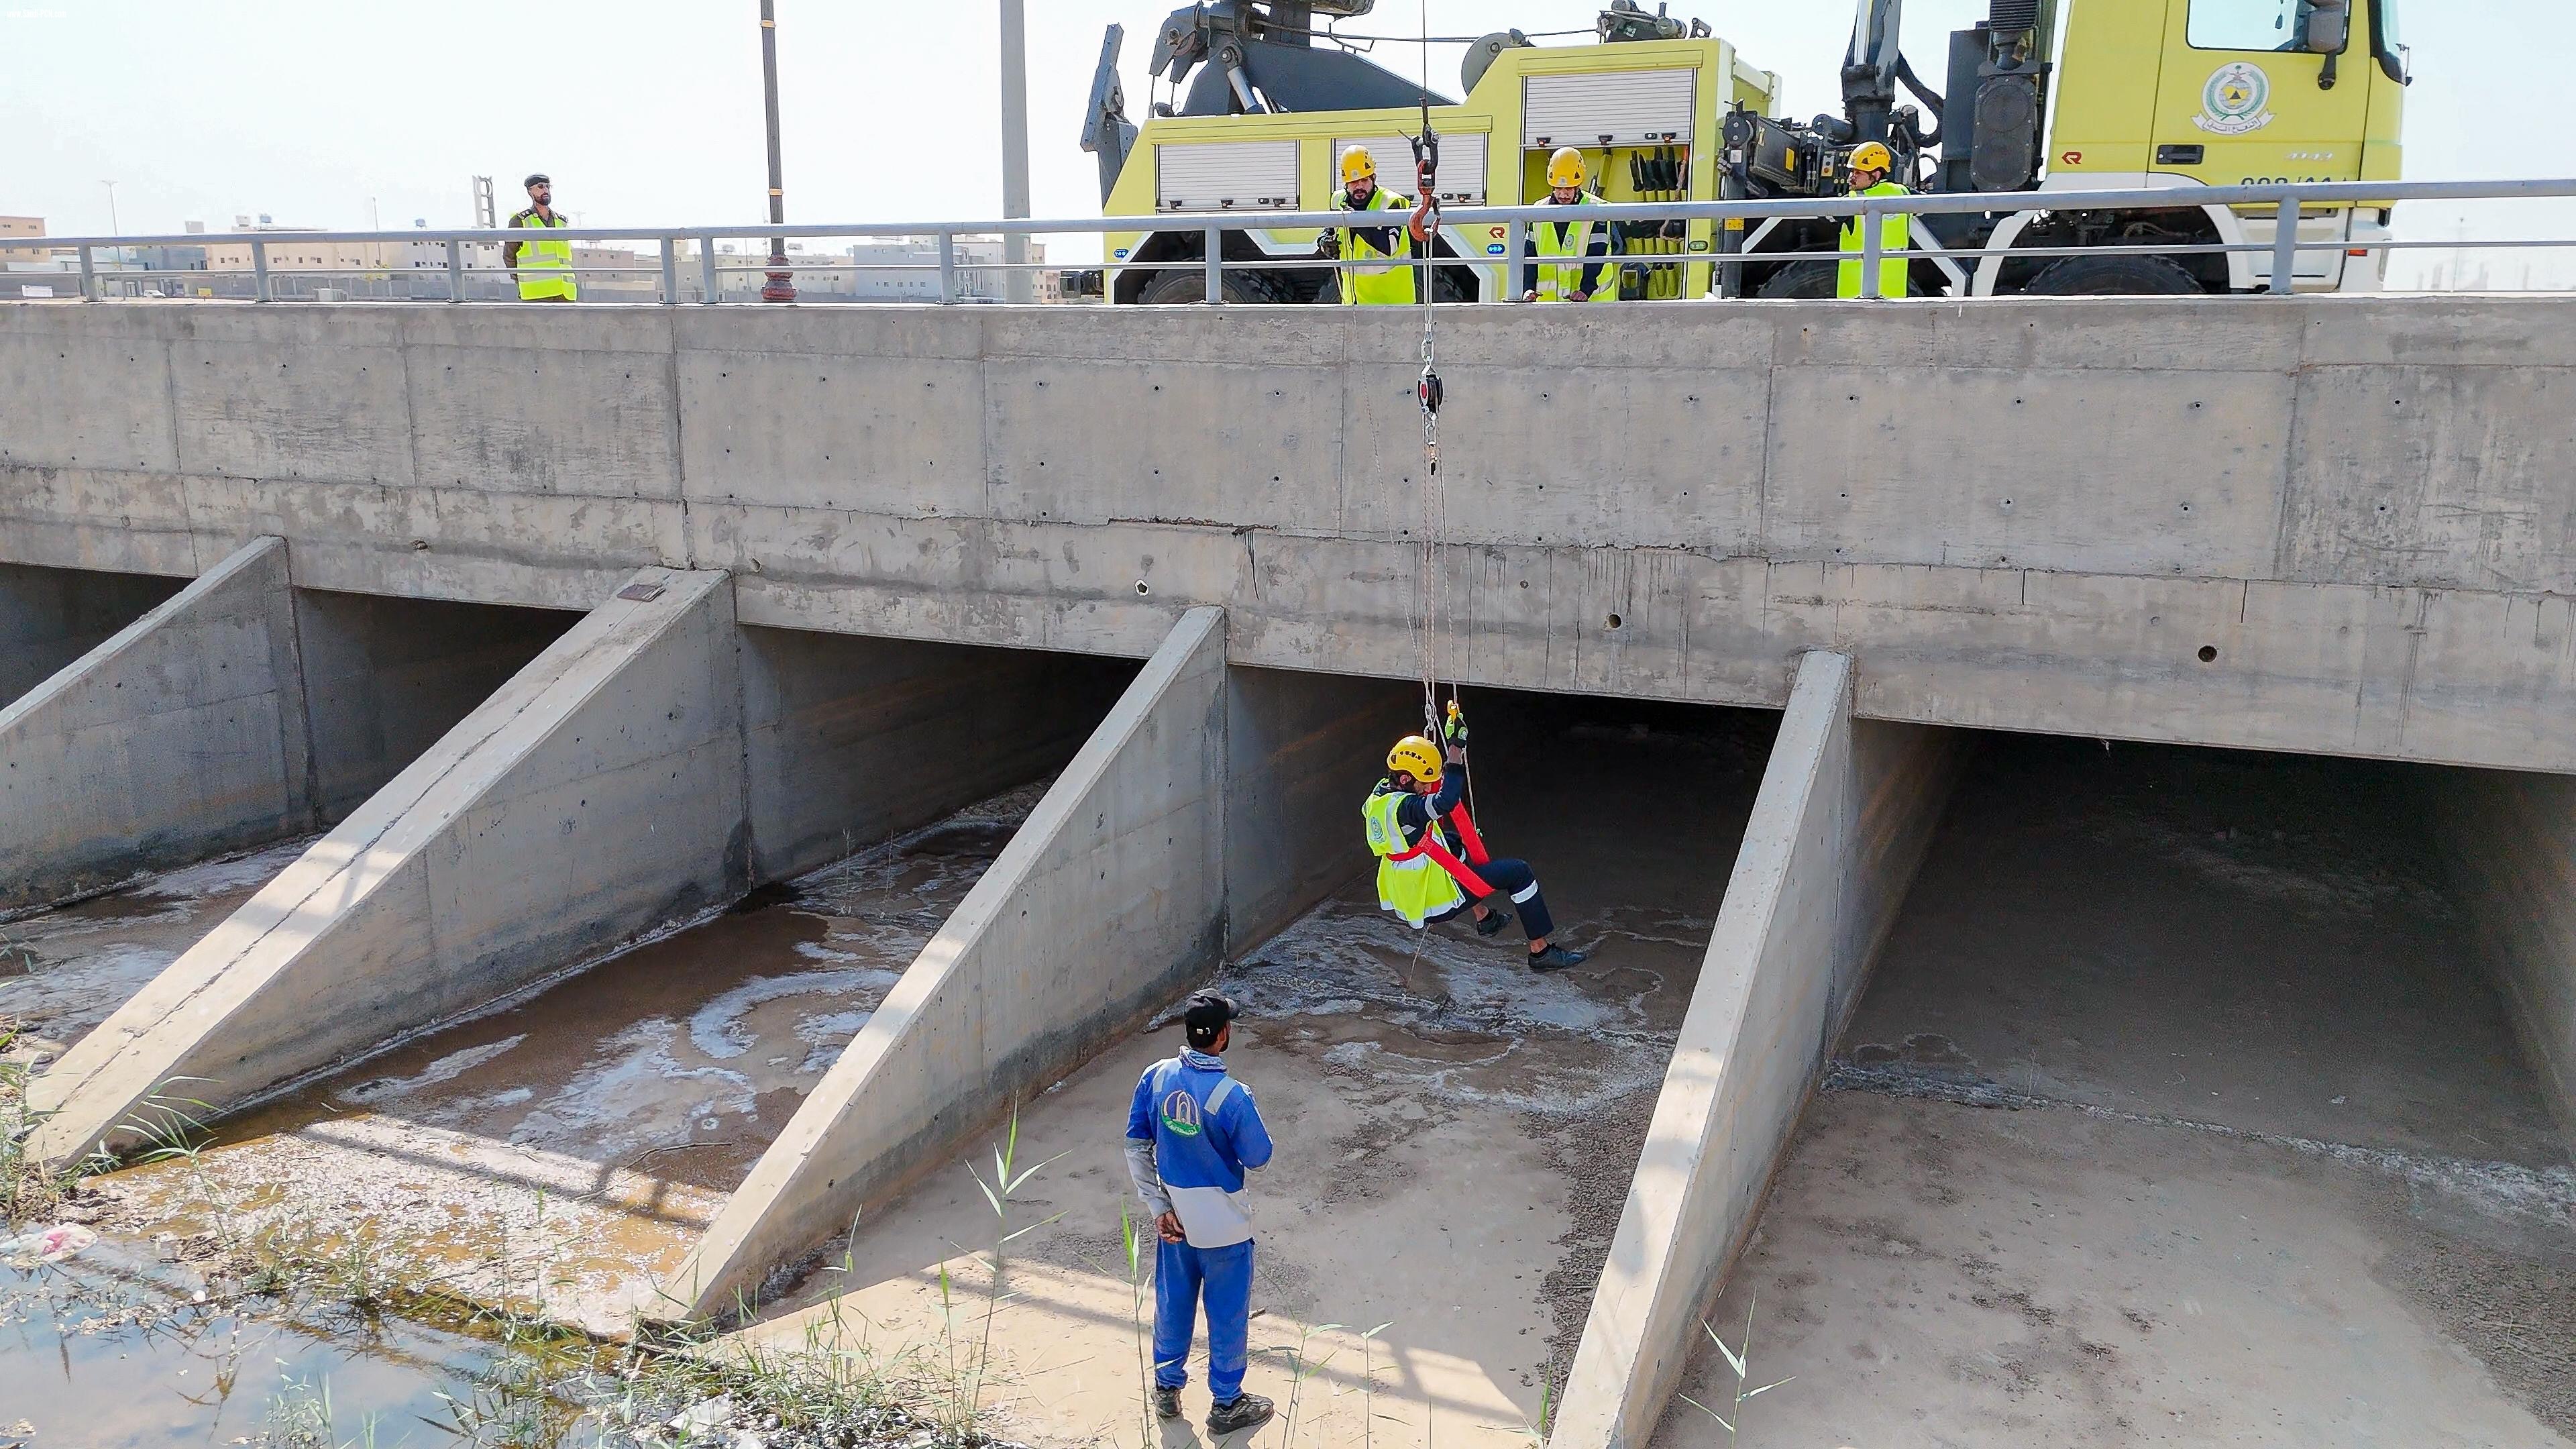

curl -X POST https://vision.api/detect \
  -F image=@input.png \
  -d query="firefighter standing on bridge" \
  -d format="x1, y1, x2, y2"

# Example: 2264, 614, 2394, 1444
1837, 141, 1911, 299
503, 173, 577, 303
1318, 144, 1432, 305
1521, 146, 1616, 304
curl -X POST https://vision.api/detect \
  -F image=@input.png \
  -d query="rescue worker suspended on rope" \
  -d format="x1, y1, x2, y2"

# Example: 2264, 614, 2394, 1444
1318, 144, 1434, 307
1837, 141, 1911, 300
1364, 732, 1587, 970
1521, 148, 1615, 304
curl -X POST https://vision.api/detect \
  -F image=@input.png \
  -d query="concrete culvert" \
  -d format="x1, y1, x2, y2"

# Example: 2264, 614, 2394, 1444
1664, 735, 2576, 1449
724, 682, 1786, 1443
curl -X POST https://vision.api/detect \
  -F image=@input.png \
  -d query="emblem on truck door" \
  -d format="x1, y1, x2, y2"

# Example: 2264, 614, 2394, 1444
2193, 62, 2275, 136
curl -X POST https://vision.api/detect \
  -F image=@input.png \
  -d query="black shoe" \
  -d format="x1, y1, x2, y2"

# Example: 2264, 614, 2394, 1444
1206, 1392, 1276, 1436
1153, 1385, 1183, 1420
1474, 907, 1513, 938
1529, 945, 1587, 971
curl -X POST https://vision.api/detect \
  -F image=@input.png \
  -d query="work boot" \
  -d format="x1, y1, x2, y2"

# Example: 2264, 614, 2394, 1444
1153, 1385, 1183, 1420
1528, 944, 1587, 971
1206, 1393, 1276, 1437
1474, 906, 1513, 938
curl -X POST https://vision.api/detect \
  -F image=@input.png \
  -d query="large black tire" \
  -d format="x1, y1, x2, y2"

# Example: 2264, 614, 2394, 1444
1755, 258, 1925, 299
1136, 264, 1287, 305
2021, 252, 2202, 296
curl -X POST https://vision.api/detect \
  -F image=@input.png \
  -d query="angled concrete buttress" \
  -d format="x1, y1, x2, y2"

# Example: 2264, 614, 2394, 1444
661, 605, 1230, 1321
0, 538, 311, 914
2424, 771, 2576, 1149
30, 567, 744, 1164
1550, 651, 1963, 1448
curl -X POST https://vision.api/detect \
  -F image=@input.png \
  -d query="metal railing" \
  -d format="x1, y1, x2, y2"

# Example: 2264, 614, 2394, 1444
6, 177, 2573, 305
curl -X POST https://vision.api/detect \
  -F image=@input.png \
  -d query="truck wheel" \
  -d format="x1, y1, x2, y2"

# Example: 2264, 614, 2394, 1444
1136, 265, 1285, 305
2022, 253, 2201, 296
1755, 259, 1923, 299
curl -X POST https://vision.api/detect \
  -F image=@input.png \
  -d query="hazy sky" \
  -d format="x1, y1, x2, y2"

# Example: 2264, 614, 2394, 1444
0, 1, 2549, 281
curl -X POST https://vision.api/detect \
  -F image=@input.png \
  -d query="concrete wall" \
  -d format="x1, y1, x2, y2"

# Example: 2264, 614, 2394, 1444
2425, 769, 2576, 1148
664, 606, 1230, 1321
0, 562, 182, 706
738, 627, 1132, 881
1221, 665, 1419, 955
292, 589, 575, 820
1552, 651, 1962, 1448
0, 538, 311, 913
30, 568, 747, 1163
9, 299, 2576, 771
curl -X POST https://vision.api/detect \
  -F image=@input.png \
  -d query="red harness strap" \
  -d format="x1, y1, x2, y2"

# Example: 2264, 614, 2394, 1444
1389, 807, 1495, 899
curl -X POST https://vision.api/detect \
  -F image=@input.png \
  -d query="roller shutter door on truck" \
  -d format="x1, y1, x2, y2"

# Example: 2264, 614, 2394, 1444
1156, 140, 1301, 211
1334, 133, 1490, 203
1523, 68, 1696, 148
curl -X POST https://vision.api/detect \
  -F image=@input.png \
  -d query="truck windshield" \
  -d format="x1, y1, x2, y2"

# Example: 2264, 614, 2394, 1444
2186, 0, 2300, 52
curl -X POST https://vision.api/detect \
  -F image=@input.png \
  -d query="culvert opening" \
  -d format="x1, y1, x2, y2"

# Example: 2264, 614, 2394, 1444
0, 561, 184, 707
737, 680, 1783, 1442
1672, 735, 2576, 1449
3, 589, 579, 1058
89, 631, 1137, 1331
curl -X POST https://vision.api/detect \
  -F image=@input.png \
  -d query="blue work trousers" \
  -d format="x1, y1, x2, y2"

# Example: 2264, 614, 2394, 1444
1428, 857, 1555, 941
1155, 1236, 1254, 1401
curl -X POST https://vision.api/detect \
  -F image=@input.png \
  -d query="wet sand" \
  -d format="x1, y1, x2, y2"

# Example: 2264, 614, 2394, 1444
733, 698, 1772, 1448
1656, 740, 2576, 1448
89, 788, 1044, 1336
0, 837, 317, 1057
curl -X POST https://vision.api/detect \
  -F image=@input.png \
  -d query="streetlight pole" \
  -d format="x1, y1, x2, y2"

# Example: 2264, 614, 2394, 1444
1000, 0, 1033, 303
100, 180, 120, 278
759, 0, 796, 302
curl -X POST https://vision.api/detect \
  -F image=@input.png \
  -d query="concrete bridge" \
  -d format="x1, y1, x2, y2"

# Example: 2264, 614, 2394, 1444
6, 297, 2575, 1446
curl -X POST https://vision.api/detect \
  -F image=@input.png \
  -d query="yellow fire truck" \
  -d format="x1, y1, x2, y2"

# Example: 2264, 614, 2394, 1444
1077, 1, 2408, 301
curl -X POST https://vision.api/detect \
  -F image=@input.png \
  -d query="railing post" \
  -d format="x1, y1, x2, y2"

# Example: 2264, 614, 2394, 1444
938, 231, 957, 303
2269, 188, 2301, 295
700, 235, 720, 304
77, 245, 96, 302
252, 239, 272, 302
1859, 197, 1884, 300
659, 238, 678, 306
1504, 218, 1524, 301
1204, 224, 1224, 304
445, 239, 464, 303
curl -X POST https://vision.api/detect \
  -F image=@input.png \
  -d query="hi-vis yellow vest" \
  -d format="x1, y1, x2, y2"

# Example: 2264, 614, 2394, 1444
1364, 788, 1464, 928
513, 211, 577, 301
1837, 181, 1909, 299
1336, 187, 1417, 307
1533, 193, 1617, 303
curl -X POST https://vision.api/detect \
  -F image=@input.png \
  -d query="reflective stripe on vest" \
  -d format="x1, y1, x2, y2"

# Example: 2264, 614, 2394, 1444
1837, 182, 1909, 299
516, 213, 577, 301
1534, 194, 1617, 303
1363, 788, 1464, 928
1336, 187, 1417, 307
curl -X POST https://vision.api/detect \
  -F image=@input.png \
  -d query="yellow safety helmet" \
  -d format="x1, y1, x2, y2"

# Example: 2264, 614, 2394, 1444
1387, 735, 1443, 784
1546, 146, 1587, 190
1340, 144, 1379, 186
1848, 141, 1894, 175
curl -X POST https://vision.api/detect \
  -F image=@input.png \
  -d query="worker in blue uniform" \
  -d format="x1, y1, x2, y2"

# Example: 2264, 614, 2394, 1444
1126, 991, 1277, 1437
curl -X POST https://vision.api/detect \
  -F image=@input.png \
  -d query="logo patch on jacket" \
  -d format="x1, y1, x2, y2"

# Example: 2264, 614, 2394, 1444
1160, 1088, 1203, 1136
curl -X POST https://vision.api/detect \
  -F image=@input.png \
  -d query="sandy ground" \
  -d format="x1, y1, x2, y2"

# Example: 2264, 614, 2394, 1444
1655, 739, 2576, 1449
0, 837, 317, 1057
733, 698, 1773, 1448
89, 790, 1042, 1336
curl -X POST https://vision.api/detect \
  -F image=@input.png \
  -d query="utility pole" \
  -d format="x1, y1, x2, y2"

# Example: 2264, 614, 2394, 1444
1000, 0, 1034, 303
99, 180, 119, 274
759, 0, 796, 303
472, 176, 496, 229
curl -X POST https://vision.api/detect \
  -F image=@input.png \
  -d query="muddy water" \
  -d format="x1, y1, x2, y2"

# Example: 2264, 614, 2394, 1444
0, 837, 318, 1057
89, 788, 1044, 1336
1660, 739, 2576, 1448
0, 1242, 510, 1449
737, 698, 1774, 1448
